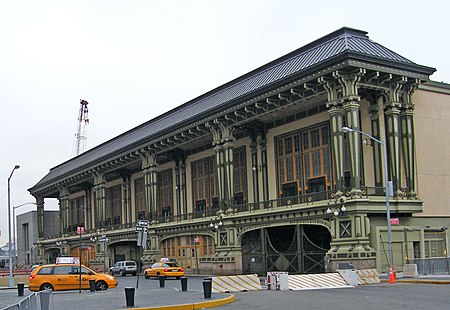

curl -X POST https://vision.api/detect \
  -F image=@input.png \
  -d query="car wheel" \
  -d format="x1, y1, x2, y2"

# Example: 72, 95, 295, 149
95, 281, 108, 291
40, 283, 54, 291
120, 270, 125, 277
144, 272, 149, 279
132, 272, 137, 276
176, 276, 181, 280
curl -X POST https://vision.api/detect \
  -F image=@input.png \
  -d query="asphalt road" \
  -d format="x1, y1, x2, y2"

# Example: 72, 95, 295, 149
2, 275, 450, 310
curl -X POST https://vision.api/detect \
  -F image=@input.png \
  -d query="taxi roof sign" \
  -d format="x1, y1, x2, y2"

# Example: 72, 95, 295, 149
159, 258, 170, 263
56, 257, 80, 264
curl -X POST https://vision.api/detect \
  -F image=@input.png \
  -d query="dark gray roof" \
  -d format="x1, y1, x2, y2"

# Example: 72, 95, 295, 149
30, 27, 436, 193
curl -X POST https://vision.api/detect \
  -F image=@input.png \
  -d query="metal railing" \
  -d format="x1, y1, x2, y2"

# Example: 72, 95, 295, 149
409, 257, 450, 275
41, 185, 414, 242
2, 290, 53, 310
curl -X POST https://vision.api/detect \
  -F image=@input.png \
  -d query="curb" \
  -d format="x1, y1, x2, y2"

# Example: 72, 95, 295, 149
121, 294, 235, 310
380, 279, 450, 284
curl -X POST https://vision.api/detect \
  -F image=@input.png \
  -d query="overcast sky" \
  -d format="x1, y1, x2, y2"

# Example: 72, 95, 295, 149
1, 0, 449, 246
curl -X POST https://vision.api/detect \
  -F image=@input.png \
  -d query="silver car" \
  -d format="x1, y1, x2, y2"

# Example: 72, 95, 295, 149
109, 261, 137, 276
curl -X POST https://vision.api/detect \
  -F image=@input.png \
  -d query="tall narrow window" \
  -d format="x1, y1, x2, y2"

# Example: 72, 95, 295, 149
276, 133, 302, 198
276, 124, 331, 199
302, 125, 331, 194
158, 168, 173, 218
233, 147, 247, 205
192, 157, 217, 211
105, 185, 121, 226
134, 177, 145, 220
69, 196, 84, 231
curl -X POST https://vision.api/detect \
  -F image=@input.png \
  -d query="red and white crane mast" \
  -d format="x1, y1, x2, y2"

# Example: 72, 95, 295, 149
73, 99, 89, 156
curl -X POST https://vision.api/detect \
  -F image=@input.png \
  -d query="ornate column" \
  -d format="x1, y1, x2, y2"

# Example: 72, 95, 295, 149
384, 81, 403, 197
93, 172, 106, 228
221, 124, 235, 207
209, 124, 225, 206
181, 160, 187, 215
259, 135, 269, 202
208, 122, 236, 208
84, 187, 92, 230
322, 77, 345, 194
250, 139, 259, 203
175, 161, 181, 216
35, 196, 45, 239
122, 175, 131, 224
59, 187, 69, 234
369, 101, 384, 191
142, 151, 158, 220
337, 72, 363, 197
401, 83, 417, 198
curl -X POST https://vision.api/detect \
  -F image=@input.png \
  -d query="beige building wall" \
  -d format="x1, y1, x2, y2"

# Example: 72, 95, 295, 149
414, 83, 450, 217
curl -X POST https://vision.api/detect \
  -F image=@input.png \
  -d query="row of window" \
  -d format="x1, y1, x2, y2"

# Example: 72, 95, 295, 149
67, 125, 340, 228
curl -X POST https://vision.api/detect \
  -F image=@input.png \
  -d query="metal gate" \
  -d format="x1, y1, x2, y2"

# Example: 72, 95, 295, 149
242, 225, 330, 275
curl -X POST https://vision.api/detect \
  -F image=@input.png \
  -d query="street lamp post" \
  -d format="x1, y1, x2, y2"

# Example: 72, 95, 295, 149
341, 126, 393, 274
7, 165, 20, 288
13, 202, 37, 269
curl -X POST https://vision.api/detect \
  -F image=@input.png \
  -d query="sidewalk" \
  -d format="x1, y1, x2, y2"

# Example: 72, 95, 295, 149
379, 272, 450, 284
0, 283, 235, 310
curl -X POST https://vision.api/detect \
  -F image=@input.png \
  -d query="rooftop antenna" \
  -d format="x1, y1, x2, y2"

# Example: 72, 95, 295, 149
73, 99, 89, 156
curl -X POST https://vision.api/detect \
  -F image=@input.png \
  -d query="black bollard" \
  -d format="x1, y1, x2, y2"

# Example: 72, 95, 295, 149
180, 277, 188, 291
17, 282, 24, 296
124, 287, 135, 307
89, 279, 96, 292
158, 275, 165, 288
202, 278, 212, 299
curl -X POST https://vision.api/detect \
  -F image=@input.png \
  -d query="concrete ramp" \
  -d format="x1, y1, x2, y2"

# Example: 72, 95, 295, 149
356, 269, 380, 285
212, 274, 262, 293
288, 273, 354, 290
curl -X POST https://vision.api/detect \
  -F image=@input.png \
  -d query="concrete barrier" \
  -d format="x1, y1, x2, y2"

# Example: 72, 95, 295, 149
211, 274, 262, 293
403, 264, 419, 278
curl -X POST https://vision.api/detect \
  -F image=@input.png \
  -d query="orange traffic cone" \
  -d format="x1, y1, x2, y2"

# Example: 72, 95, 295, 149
389, 267, 396, 284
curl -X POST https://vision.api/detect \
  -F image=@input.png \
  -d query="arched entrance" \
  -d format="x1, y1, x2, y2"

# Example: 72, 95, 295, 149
242, 225, 331, 275
160, 235, 215, 273
109, 241, 140, 265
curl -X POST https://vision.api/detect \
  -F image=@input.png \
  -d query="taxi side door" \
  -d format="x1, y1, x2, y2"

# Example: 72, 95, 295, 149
72, 266, 92, 289
53, 266, 76, 290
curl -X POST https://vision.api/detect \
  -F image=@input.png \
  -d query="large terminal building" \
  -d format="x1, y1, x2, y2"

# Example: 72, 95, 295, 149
29, 27, 450, 275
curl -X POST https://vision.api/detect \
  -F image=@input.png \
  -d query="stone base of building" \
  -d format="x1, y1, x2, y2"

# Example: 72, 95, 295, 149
326, 242, 376, 272
326, 257, 376, 272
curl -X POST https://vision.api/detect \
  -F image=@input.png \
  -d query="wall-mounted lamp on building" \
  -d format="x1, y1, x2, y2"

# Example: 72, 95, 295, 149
252, 165, 262, 172
326, 205, 347, 217
56, 240, 67, 256
209, 219, 223, 230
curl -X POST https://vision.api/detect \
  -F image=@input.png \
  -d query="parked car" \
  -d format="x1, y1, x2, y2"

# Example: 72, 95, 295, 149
144, 261, 184, 279
28, 263, 117, 292
109, 261, 137, 276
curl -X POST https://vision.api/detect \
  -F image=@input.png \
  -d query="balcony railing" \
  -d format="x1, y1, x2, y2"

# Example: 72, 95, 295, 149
44, 185, 414, 241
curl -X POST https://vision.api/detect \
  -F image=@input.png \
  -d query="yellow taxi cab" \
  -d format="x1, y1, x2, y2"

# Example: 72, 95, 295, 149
144, 258, 184, 279
29, 262, 118, 292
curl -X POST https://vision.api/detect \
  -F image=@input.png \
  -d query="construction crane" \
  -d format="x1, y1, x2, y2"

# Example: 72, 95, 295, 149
73, 99, 89, 156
